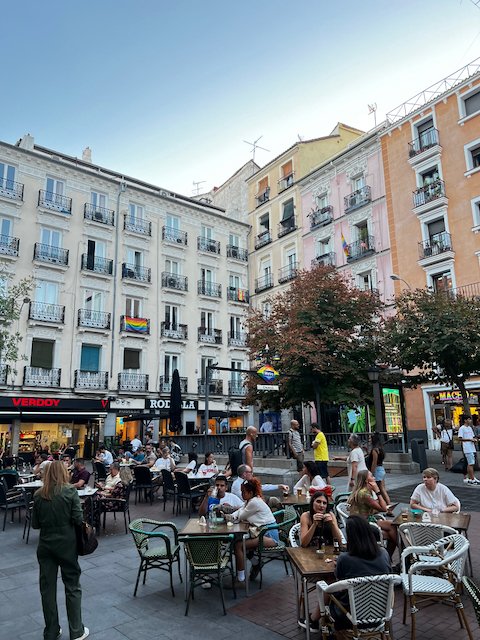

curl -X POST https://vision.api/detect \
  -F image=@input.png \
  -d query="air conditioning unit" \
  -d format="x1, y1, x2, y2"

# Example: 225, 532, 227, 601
167, 276, 177, 288
94, 210, 104, 222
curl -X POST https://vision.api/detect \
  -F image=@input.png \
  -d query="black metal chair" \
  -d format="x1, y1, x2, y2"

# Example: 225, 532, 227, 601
0, 478, 26, 531
98, 483, 132, 534
23, 497, 34, 543
174, 472, 205, 516
132, 466, 155, 504
94, 461, 107, 483
160, 469, 177, 513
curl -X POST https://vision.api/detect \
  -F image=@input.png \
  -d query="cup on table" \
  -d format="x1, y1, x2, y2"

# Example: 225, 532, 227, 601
401, 509, 409, 522
296, 489, 302, 498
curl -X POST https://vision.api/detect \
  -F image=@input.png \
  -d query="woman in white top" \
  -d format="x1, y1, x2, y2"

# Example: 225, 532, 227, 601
439, 419, 455, 471
179, 452, 198, 475
197, 451, 218, 476
293, 461, 327, 494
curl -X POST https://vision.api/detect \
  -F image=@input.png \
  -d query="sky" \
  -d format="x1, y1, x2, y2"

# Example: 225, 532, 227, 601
1, 1, 480, 196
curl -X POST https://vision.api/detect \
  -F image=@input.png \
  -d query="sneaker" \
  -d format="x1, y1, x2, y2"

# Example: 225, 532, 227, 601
56, 630, 62, 639
463, 478, 470, 484
73, 628, 89, 640
468, 478, 480, 485
201, 581, 212, 589
249, 563, 261, 581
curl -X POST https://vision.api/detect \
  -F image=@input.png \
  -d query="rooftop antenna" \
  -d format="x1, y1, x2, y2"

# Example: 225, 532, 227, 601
243, 135, 270, 164
192, 180, 206, 196
368, 103, 377, 127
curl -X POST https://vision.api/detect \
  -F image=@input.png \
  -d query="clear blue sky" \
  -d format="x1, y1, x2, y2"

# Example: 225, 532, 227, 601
1, 1, 479, 195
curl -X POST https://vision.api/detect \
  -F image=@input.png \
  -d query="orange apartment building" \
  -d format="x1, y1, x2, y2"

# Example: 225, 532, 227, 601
380, 59, 480, 445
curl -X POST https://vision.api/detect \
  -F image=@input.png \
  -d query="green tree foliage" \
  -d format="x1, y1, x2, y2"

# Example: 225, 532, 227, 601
382, 289, 480, 417
246, 265, 382, 419
0, 274, 33, 379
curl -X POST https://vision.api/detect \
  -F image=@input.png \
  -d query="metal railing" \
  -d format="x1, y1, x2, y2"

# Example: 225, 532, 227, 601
38, 190, 72, 214
278, 173, 294, 192
197, 280, 222, 297
0, 234, 19, 257
418, 232, 453, 260
408, 127, 440, 157
198, 327, 222, 344
0, 177, 23, 201
310, 205, 333, 229
122, 263, 151, 283
255, 188, 270, 206
226, 245, 248, 261
81, 254, 113, 275
170, 433, 286, 456
228, 380, 246, 396
77, 308, 111, 329
313, 252, 336, 268
84, 203, 115, 226
278, 263, 298, 284
452, 281, 480, 299
24, 366, 61, 387
74, 370, 108, 389
160, 322, 188, 340
0, 364, 8, 385
162, 226, 187, 245
197, 237, 220, 254
255, 230, 272, 249
255, 274, 273, 293
344, 185, 372, 212
118, 372, 149, 392
346, 236, 375, 262
278, 220, 297, 238
124, 214, 152, 236
120, 315, 150, 335
197, 378, 223, 395
34, 243, 69, 266
227, 287, 249, 303
159, 375, 188, 393
228, 331, 247, 347
413, 179, 446, 208
29, 301, 65, 323
161, 272, 188, 291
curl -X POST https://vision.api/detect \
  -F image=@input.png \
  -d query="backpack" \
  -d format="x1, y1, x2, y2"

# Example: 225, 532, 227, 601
228, 441, 250, 476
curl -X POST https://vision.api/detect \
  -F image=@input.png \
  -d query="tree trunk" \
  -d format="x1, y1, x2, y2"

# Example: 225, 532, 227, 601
313, 380, 322, 427
457, 377, 472, 418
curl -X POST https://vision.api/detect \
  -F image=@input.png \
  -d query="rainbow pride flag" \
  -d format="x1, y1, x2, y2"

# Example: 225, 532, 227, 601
125, 316, 149, 333
341, 232, 349, 257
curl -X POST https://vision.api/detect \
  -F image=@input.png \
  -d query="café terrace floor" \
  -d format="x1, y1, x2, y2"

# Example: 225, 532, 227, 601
0, 456, 479, 640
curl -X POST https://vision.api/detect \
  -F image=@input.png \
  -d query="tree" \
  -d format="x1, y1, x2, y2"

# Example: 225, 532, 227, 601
382, 288, 480, 417
246, 265, 383, 421
0, 273, 33, 380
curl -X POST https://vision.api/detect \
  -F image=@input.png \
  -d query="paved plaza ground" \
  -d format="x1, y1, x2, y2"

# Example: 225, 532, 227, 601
0, 454, 479, 640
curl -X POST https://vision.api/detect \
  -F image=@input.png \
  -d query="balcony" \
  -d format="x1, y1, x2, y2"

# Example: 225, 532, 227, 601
413, 179, 446, 209
278, 173, 294, 192
78, 308, 111, 330
29, 301, 65, 323
418, 232, 453, 262
310, 206, 333, 229
122, 263, 151, 283
74, 370, 108, 389
38, 190, 72, 214
0, 364, 8, 385
346, 236, 375, 263
198, 281, 222, 298
198, 378, 223, 395
24, 366, 61, 387
227, 287, 249, 303
228, 331, 247, 347
278, 263, 298, 284
197, 237, 220, 254
344, 185, 372, 213
255, 230, 272, 249
118, 372, 149, 392
229, 380, 246, 396
124, 214, 152, 236
313, 252, 336, 268
34, 243, 69, 266
84, 203, 115, 226
255, 274, 274, 293
226, 245, 248, 261
198, 327, 222, 344
408, 128, 440, 159
0, 177, 23, 201
255, 188, 270, 207
120, 315, 150, 335
161, 322, 188, 340
159, 375, 188, 393
162, 226, 187, 246
162, 272, 188, 291
452, 282, 480, 299
0, 234, 19, 257
278, 219, 297, 238
81, 254, 113, 275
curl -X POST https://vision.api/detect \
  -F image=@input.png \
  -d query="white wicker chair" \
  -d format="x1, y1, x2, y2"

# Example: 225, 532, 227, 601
289, 522, 301, 547
317, 574, 401, 639
401, 534, 473, 640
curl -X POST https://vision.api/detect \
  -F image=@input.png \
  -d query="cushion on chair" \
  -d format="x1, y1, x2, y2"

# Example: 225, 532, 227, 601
402, 574, 456, 594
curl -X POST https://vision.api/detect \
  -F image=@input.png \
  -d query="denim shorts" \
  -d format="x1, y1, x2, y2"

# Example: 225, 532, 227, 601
264, 525, 279, 543
374, 466, 386, 482
465, 452, 475, 466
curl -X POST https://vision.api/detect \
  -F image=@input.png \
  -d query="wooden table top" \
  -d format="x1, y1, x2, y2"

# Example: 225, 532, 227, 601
391, 511, 471, 531
180, 518, 250, 536
287, 546, 337, 579
281, 495, 311, 506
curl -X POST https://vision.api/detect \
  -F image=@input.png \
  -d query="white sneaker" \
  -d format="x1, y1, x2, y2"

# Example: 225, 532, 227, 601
463, 478, 470, 483
73, 628, 89, 640
471, 478, 480, 485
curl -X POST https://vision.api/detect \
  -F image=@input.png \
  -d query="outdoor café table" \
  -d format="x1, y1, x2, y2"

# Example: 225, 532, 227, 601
14, 480, 43, 491
281, 494, 311, 516
179, 518, 251, 597
287, 546, 337, 640
18, 472, 36, 483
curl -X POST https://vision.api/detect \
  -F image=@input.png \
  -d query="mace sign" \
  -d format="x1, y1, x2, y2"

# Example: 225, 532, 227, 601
147, 399, 198, 411
0, 397, 110, 411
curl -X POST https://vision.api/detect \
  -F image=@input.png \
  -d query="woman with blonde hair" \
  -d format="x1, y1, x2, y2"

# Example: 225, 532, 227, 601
32, 461, 89, 640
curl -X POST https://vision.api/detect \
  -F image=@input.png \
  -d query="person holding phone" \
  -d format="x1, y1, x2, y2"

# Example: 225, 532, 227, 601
300, 491, 342, 547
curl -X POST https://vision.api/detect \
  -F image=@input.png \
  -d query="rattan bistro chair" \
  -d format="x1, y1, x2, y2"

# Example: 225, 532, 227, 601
0, 479, 25, 531
129, 518, 182, 598
462, 577, 480, 626
253, 509, 297, 588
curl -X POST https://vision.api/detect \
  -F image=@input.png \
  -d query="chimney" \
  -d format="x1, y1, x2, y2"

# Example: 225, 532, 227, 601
82, 147, 92, 163
18, 133, 35, 150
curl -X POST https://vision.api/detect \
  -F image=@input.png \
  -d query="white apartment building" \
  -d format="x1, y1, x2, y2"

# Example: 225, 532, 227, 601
0, 135, 250, 456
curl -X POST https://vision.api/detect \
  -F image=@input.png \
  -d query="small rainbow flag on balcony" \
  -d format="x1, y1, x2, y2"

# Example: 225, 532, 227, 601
341, 232, 349, 257
125, 316, 148, 333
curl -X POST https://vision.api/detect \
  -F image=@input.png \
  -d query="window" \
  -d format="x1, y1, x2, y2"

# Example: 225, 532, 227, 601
166, 214, 179, 230
201, 268, 213, 283
126, 297, 141, 317
463, 89, 480, 118
164, 354, 179, 379
31, 339, 54, 368
229, 274, 240, 289
45, 177, 64, 197
123, 348, 140, 370
286, 248, 297, 266
165, 259, 179, 274
200, 311, 214, 332
353, 175, 365, 191
201, 225, 213, 239
229, 233, 239, 247
126, 249, 143, 269
85, 290, 103, 311
258, 177, 268, 194
165, 304, 179, 328
358, 272, 373, 291
80, 345, 100, 372
0, 162, 15, 188
86, 239, 105, 270
0, 218, 11, 238
280, 160, 294, 189
281, 199, 294, 225
41, 228, 61, 248
317, 237, 331, 257
316, 193, 328, 210
91, 191, 107, 210
262, 301, 272, 319
128, 203, 144, 222
35, 281, 58, 304
426, 218, 446, 242
230, 316, 242, 337
355, 222, 369, 243
231, 360, 242, 384
471, 197, 480, 228
259, 213, 270, 232
431, 271, 452, 293
261, 258, 271, 277
201, 356, 215, 380
465, 139, 480, 172
419, 166, 440, 186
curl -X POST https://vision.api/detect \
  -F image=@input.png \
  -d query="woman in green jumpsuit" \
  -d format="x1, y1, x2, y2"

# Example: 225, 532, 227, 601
32, 461, 89, 640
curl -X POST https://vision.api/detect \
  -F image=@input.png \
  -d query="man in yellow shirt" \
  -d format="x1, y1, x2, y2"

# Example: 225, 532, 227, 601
311, 423, 330, 484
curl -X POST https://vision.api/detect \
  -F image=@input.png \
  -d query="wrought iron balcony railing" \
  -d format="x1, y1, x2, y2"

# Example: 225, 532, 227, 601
34, 243, 69, 266
29, 301, 65, 323
255, 188, 270, 207
0, 177, 23, 201
198, 378, 223, 395
255, 274, 274, 293
81, 254, 113, 275
226, 245, 248, 261
0, 235, 19, 257
228, 332, 247, 347
77, 308, 111, 329
229, 380, 246, 396
38, 190, 72, 214
313, 252, 336, 268
84, 203, 115, 226
255, 230, 272, 249
24, 366, 61, 387
346, 236, 375, 262
197, 237, 220, 254
198, 281, 222, 298
162, 272, 188, 291
74, 370, 108, 389
227, 287, 249, 303
159, 375, 188, 393
122, 263, 151, 283
120, 315, 150, 335
310, 205, 333, 229
344, 185, 372, 212
198, 327, 222, 344
124, 214, 152, 236
160, 322, 188, 340
162, 226, 188, 245
408, 127, 440, 158
418, 232, 453, 260
278, 263, 298, 284
118, 372, 149, 392
413, 179, 446, 208
278, 219, 297, 238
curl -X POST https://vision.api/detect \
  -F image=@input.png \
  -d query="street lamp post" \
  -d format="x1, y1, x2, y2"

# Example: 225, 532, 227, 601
367, 365, 384, 434
390, 274, 412, 290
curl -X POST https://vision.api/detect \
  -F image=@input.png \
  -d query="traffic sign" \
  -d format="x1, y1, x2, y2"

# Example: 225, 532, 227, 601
257, 364, 279, 383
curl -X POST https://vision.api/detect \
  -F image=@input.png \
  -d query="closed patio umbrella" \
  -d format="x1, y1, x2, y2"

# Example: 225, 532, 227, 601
168, 369, 183, 433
